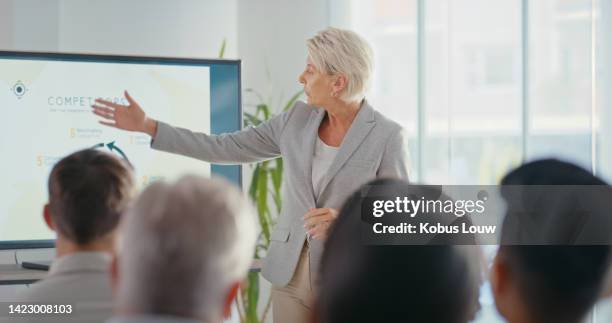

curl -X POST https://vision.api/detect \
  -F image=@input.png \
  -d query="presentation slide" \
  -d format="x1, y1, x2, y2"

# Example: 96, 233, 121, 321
0, 57, 213, 241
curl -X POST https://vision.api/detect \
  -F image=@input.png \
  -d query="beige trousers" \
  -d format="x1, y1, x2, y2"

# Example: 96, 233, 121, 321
271, 242, 314, 323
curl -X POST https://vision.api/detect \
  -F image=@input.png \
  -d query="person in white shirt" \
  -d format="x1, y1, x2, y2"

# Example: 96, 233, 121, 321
107, 175, 256, 323
18, 148, 134, 323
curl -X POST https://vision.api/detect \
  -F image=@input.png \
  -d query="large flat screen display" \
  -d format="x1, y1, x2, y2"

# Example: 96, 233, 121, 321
0, 51, 241, 248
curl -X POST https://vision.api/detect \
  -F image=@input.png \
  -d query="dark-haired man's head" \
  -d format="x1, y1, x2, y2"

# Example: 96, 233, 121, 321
492, 159, 612, 323
493, 246, 609, 323
45, 149, 134, 256
315, 178, 482, 323
500, 159, 607, 187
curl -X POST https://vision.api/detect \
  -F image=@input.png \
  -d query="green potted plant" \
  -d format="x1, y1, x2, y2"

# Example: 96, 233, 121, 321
237, 89, 302, 323
219, 40, 302, 322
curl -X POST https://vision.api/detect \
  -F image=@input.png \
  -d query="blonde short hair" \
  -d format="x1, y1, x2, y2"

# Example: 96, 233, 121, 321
117, 175, 256, 321
307, 27, 374, 102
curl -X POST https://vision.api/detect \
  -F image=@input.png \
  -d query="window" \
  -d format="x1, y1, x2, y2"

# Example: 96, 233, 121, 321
331, 0, 611, 322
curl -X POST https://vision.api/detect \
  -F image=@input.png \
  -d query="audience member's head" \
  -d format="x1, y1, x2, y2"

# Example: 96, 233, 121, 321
493, 159, 612, 323
315, 178, 482, 323
45, 148, 134, 255
113, 175, 256, 322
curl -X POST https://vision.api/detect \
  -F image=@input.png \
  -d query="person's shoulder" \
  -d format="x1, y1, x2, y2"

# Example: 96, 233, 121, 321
18, 272, 112, 302
16, 277, 62, 302
275, 100, 319, 126
288, 100, 318, 116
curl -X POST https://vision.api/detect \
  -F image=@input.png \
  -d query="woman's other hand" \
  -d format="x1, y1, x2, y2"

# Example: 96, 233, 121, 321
303, 208, 339, 240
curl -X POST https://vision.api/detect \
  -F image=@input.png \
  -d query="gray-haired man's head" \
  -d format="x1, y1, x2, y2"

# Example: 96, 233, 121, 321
114, 175, 256, 322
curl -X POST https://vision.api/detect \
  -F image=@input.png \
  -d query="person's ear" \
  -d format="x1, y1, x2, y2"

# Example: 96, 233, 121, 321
331, 74, 348, 97
223, 281, 241, 319
491, 251, 510, 318
43, 204, 56, 231
110, 254, 120, 297
602, 267, 612, 299
491, 252, 505, 296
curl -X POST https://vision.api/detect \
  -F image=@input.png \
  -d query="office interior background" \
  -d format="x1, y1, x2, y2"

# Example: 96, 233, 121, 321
1, 0, 612, 322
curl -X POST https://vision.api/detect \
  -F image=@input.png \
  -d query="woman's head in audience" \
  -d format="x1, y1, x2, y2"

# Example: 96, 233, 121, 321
315, 178, 482, 323
493, 159, 612, 323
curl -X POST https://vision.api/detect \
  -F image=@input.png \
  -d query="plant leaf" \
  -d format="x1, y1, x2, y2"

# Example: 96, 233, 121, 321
271, 158, 283, 212
248, 164, 260, 202
256, 103, 270, 121
264, 207, 275, 249
256, 164, 271, 244
218, 38, 227, 59
244, 112, 262, 127
246, 271, 260, 323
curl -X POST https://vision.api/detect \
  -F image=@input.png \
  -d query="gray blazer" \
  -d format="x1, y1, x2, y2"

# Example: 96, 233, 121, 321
151, 100, 410, 286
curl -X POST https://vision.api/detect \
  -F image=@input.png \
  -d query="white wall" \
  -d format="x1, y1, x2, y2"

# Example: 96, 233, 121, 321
5, 0, 60, 52
237, 0, 329, 109
1, 0, 237, 56
0, 1, 14, 49
57, 0, 237, 58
